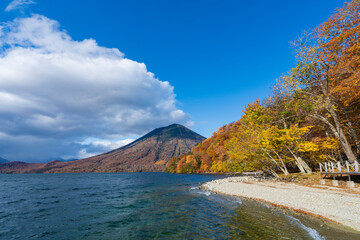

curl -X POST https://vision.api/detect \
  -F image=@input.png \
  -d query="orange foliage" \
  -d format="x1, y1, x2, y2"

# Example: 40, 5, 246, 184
317, 0, 360, 106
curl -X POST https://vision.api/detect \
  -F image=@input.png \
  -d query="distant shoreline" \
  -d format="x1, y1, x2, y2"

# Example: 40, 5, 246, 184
202, 176, 360, 232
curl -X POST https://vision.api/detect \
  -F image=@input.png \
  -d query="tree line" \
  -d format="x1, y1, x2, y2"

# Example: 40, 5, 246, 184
166, 0, 360, 175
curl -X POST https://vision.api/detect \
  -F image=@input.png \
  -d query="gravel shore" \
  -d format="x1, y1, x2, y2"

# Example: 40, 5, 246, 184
202, 177, 360, 231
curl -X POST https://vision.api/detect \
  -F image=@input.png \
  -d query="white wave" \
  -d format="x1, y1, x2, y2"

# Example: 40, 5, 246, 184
191, 186, 242, 206
189, 187, 211, 196
234, 198, 242, 205
287, 215, 326, 240
201, 191, 211, 196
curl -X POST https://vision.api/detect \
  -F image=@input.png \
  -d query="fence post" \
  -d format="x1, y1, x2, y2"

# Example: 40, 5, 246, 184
346, 161, 350, 172
337, 162, 341, 172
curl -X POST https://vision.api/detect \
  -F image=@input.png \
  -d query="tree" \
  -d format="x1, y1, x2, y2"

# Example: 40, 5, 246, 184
225, 101, 293, 175
275, 39, 357, 162
317, 0, 360, 107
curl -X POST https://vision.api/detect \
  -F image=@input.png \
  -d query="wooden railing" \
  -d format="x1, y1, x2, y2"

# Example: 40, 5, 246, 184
319, 160, 359, 173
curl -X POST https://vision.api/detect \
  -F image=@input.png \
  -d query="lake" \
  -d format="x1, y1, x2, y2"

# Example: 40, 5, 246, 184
0, 173, 358, 239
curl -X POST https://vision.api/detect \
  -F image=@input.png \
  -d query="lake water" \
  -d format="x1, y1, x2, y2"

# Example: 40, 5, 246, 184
0, 173, 359, 240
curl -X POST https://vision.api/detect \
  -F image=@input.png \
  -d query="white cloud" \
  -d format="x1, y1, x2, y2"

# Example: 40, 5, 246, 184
77, 149, 96, 160
5, 0, 36, 12
92, 138, 134, 149
0, 14, 191, 162
76, 138, 135, 159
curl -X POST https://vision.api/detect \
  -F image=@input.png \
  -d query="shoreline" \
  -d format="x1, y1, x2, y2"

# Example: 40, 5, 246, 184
201, 176, 360, 232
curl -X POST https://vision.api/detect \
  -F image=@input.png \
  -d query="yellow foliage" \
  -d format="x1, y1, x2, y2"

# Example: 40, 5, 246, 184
210, 161, 228, 172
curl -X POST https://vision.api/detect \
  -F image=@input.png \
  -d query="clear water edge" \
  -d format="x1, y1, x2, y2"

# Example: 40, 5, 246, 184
199, 184, 360, 239
0, 172, 359, 240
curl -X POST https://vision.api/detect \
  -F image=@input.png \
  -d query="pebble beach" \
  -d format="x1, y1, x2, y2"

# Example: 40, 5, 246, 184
202, 177, 360, 232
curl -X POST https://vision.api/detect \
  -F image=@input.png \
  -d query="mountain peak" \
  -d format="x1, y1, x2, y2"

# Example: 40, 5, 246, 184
167, 123, 183, 128
116, 124, 203, 151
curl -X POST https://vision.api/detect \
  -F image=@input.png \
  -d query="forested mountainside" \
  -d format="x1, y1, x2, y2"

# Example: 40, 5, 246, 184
166, 0, 360, 175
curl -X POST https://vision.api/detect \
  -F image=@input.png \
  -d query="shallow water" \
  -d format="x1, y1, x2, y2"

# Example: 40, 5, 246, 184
0, 173, 358, 239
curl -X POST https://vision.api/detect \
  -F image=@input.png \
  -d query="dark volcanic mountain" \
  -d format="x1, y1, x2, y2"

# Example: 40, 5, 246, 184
0, 124, 205, 173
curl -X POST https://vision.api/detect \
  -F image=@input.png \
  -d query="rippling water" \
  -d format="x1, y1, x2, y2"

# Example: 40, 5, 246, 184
0, 173, 359, 239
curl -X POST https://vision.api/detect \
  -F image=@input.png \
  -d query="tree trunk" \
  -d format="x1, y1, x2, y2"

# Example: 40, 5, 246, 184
317, 76, 357, 162
270, 169, 279, 178
311, 110, 357, 163
264, 150, 289, 175
272, 150, 289, 175
328, 106, 357, 162
297, 155, 312, 174
342, 108, 360, 155
287, 147, 312, 174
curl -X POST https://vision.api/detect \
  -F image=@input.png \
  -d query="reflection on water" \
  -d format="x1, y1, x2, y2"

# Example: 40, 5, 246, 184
0, 173, 358, 240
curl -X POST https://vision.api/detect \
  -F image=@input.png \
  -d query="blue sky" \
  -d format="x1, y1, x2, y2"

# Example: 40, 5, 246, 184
0, 0, 343, 162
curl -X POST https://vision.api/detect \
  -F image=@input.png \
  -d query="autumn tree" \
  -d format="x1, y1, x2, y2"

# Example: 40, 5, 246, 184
316, 0, 360, 155
275, 35, 357, 162
225, 101, 293, 175
317, 0, 360, 107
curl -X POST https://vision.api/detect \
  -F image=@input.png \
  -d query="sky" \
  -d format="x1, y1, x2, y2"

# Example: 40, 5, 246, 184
0, 0, 343, 162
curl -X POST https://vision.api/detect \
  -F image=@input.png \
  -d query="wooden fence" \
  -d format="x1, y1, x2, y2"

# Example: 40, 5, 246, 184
319, 160, 360, 181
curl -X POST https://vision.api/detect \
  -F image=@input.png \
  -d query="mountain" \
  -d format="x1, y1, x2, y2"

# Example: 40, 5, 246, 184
0, 161, 43, 173
0, 124, 206, 173
0, 157, 9, 164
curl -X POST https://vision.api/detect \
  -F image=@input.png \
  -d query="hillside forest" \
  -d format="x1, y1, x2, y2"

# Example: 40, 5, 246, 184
166, 0, 360, 175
